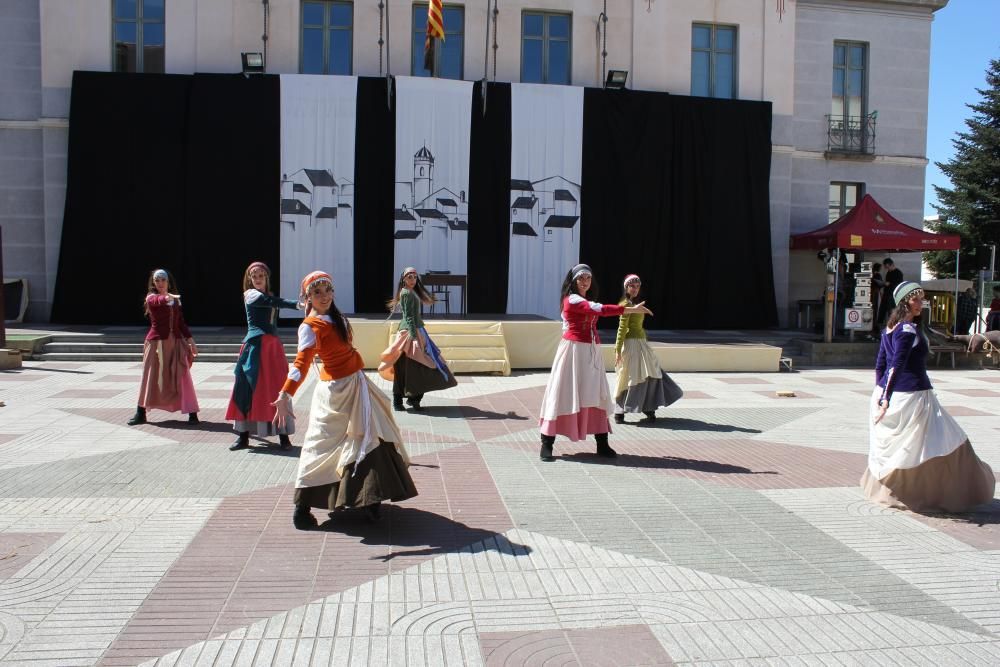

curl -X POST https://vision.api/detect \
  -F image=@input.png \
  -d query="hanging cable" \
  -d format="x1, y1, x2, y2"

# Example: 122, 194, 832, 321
491, 0, 499, 81
261, 0, 270, 72
598, 0, 608, 87
385, 0, 393, 109
378, 0, 385, 76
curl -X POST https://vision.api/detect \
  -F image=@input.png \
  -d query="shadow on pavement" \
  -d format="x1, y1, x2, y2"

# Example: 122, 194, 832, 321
635, 417, 761, 434
317, 505, 531, 560
558, 451, 777, 475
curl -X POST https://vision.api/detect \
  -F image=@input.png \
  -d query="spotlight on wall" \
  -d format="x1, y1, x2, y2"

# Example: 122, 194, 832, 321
241, 52, 265, 75
605, 69, 628, 90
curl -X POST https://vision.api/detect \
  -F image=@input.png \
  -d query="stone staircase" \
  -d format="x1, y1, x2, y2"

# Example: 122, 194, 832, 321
418, 321, 511, 376
35, 333, 297, 364
34, 324, 513, 375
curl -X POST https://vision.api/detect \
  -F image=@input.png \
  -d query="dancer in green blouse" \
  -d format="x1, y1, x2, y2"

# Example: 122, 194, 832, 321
613, 274, 683, 423
381, 267, 457, 411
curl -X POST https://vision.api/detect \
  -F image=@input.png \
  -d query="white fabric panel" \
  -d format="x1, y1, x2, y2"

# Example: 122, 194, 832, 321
280, 75, 357, 313
393, 77, 473, 309
507, 84, 584, 318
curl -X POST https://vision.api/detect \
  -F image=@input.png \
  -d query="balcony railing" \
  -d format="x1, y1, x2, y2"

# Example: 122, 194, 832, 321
826, 114, 876, 155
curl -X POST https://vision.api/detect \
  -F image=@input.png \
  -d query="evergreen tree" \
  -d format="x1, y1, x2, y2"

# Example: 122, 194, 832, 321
925, 57, 1000, 279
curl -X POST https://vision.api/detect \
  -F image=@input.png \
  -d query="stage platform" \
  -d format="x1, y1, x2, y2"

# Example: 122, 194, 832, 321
8, 315, 787, 373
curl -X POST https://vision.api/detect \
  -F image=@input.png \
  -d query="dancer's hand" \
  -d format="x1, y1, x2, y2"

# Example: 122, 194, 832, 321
615, 352, 622, 367
625, 301, 653, 316
874, 400, 888, 425
272, 393, 294, 430
188, 339, 198, 357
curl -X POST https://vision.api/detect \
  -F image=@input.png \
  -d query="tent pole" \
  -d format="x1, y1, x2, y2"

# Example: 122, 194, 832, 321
953, 251, 959, 334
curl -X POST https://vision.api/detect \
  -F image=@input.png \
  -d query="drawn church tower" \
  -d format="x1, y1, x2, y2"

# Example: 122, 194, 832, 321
413, 145, 434, 205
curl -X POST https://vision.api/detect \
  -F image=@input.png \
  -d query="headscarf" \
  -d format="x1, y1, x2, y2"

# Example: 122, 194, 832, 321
401, 266, 419, 278
893, 281, 923, 306
570, 264, 592, 281
152, 269, 169, 281
300, 270, 333, 314
623, 274, 640, 289
246, 261, 269, 276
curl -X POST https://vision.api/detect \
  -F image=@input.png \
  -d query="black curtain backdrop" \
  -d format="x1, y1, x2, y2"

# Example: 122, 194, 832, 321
468, 81, 512, 314
353, 76, 396, 314
183, 74, 281, 325
581, 89, 776, 329
53, 71, 280, 326
54, 71, 190, 324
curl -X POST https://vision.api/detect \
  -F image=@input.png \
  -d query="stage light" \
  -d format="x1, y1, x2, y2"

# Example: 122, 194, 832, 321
605, 69, 628, 89
241, 52, 264, 75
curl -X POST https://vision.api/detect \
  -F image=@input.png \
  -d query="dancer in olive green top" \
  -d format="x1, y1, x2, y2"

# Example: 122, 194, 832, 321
380, 267, 457, 411
614, 274, 683, 424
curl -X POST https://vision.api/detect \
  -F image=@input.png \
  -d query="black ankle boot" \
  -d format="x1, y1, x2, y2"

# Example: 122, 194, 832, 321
595, 433, 617, 458
293, 504, 317, 530
393, 394, 405, 411
229, 431, 250, 451
642, 412, 656, 423
539, 434, 555, 462
127, 406, 146, 426
187, 412, 200, 424
613, 413, 625, 424
278, 434, 293, 450
407, 396, 424, 411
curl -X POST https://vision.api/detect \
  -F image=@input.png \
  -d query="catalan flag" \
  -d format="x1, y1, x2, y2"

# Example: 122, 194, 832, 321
423, 0, 445, 73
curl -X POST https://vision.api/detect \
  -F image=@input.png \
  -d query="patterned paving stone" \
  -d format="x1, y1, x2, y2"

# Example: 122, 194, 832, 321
101, 444, 513, 665
0, 532, 64, 579
753, 390, 819, 399
3, 363, 1000, 665
480, 624, 674, 666
941, 405, 994, 417
947, 388, 1000, 398
715, 377, 772, 385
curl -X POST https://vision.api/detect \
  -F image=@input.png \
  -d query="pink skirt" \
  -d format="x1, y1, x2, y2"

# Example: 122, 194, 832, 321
538, 339, 612, 441
225, 334, 289, 425
138, 337, 199, 414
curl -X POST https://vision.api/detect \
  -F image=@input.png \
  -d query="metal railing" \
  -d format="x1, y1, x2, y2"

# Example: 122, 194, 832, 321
826, 114, 876, 155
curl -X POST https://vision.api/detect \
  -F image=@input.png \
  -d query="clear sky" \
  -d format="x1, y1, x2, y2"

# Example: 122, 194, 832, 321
924, 1, 1000, 218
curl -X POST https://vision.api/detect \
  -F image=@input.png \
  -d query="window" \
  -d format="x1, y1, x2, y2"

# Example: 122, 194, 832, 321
691, 24, 736, 99
521, 12, 571, 85
832, 41, 867, 122
829, 182, 863, 223
301, 1, 353, 75
113, 0, 165, 73
412, 4, 464, 79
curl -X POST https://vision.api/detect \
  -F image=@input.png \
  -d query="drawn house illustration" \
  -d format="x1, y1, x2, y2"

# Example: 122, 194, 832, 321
281, 168, 353, 231
394, 144, 469, 275
509, 175, 580, 243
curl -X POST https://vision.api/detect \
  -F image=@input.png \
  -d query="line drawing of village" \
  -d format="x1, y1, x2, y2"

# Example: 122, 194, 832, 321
508, 174, 581, 317
280, 167, 356, 311
394, 144, 469, 309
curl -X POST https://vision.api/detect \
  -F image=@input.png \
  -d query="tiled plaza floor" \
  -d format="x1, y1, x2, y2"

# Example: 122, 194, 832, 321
1, 361, 1000, 665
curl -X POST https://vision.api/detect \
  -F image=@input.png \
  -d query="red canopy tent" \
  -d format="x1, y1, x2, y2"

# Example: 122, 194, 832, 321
790, 194, 961, 340
790, 194, 959, 251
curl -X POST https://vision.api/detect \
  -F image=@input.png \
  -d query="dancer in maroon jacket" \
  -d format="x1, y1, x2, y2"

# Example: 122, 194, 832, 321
128, 269, 200, 425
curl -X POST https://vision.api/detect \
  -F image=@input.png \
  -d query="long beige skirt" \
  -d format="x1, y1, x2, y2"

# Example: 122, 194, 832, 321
294, 370, 416, 510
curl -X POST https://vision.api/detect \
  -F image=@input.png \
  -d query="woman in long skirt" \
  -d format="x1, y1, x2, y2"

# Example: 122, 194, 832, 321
864, 281, 995, 512
380, 267, 457, 411
128, 269, 200, 425
613, 273, 683, 424
538, 264, 651, 461
227, 261, 302, 451
273, 271, 417, 530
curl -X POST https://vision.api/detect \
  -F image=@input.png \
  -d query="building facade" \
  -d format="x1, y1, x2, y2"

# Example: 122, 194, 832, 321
0, 0, 946, 323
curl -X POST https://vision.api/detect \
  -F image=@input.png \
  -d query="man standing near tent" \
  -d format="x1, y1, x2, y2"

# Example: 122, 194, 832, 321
878, 258, 903, 327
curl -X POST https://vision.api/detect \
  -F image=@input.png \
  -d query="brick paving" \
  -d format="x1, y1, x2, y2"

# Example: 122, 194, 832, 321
0, 361, 999, 665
